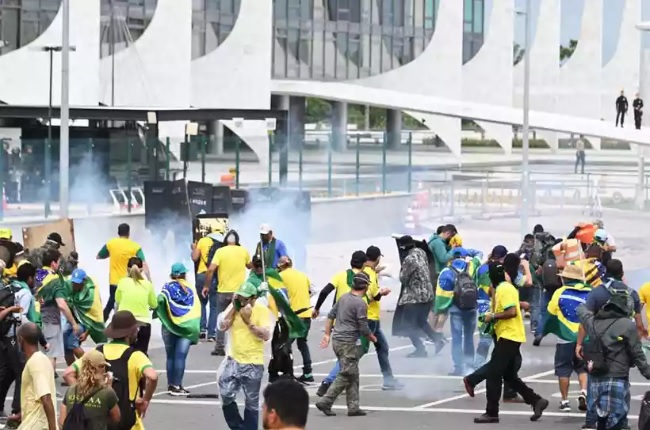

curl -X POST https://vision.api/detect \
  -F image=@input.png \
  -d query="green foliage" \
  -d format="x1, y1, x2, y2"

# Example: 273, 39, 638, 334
304, 97, 331, 124
560, 39, 578, 62
513, 42, 525, 65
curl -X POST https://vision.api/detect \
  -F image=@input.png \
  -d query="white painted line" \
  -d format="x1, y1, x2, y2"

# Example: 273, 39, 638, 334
312, 373, 466, 380
415, 369, 555, 409
530, 378, 650, 387
152, 381, 218, 397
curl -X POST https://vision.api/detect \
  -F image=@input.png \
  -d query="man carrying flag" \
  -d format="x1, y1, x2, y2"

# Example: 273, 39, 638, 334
247, 256, 306, 382
543, 263, 590, 413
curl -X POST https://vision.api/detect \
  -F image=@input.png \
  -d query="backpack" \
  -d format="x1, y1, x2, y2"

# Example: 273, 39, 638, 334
583, 319, 618, 376
602, 280, 634, 318
62, 387, 102, 430
639, 391, 650, 430
97, 345, 137, 430
451, 265, 478, 310
531, 232, 555, 267
0, 281, 20, 337
206, 238, 222, 268
541, 259, 561, 292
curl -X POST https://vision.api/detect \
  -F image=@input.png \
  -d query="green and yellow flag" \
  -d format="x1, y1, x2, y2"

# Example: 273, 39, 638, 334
156, 279, 201, 344
543, 283, 591, 342
66, 277, 107, 344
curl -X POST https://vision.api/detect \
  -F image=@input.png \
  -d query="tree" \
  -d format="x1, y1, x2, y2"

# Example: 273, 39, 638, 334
305, 97, 331, 124
560, 39, 578, 62
513, 42, 525, 65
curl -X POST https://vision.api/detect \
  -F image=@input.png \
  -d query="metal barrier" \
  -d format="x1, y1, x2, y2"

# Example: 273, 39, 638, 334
109, 187, 145, 213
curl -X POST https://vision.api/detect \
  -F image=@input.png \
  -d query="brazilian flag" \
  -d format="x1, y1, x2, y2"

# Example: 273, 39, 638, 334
543, 283, 591, 342
248, 269, 307, 339
65, 277, 107, 344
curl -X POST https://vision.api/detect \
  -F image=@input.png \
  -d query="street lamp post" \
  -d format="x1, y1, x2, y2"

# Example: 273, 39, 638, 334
636, 22, 649, 210
61, 0, 71, 218
517, 0, 532, 238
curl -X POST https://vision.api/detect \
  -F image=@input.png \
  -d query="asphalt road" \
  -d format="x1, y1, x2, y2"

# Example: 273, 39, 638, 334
14, 312, 643, 430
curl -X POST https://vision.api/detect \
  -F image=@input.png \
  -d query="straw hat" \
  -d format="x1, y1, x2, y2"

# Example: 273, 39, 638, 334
560, 264, 585, 282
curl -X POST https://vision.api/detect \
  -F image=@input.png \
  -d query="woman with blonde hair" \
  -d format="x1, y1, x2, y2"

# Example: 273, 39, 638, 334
115, 256, 156, 355
59, 349, 120, 430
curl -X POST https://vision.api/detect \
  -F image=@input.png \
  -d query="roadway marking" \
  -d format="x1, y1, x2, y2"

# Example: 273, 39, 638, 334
529, 378, 650, 387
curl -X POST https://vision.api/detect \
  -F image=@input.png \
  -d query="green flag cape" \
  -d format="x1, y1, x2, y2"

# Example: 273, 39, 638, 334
155, 279, 201, 344
65, 277, 107, 344
247, 269, 307, 339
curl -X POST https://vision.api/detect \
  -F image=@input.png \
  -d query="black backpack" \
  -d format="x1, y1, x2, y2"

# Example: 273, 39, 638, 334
452, 266, 478, 310
206, 238, 223, 268
97, 345, 137, 430
541, 259, 562, 292
640, 391, 650, 430
62, 387, 102, 430
0, 281, 20, 337
602, 280, 634, 318
583, 319, 618, 376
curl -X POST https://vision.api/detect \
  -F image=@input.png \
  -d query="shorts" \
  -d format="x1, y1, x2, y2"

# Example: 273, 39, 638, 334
62, 320, 86, 351
554, 342, 586, 377
42, 323, 64, 359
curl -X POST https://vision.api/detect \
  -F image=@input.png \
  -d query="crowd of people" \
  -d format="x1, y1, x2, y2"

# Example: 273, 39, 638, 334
0, 215, 648, 430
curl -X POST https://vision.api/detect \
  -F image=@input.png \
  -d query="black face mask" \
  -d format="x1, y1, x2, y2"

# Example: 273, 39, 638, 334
260, 234, 270, 244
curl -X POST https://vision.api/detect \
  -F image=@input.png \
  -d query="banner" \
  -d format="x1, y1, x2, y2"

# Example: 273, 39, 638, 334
22, 218, 76, 256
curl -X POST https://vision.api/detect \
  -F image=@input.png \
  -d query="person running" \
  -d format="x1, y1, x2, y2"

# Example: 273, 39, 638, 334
315, 272, 377, 417
262, 379, 309, 430
204, 229, 251, 356
466, 259, 549, 424
59, 349, 120, 430
16, 323, 57, 430
191, 226, 222, 341
542, 264, 590, 412
63, 311, 159, 430
277, 256, 314, 384
156, 263, 201, 396
97, 223, 148, 322
115, 257, 156, 355
255, 224, 289, 269
435, 247, 481, 375
218, 282, 272, 430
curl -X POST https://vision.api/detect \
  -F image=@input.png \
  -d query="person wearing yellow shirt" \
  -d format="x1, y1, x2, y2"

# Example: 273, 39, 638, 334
63, 311, 159, 430
97, 223, 148, 322
115, 258, 156, 356
204, 230, 252, 356
277, 256, 314, 383
640, 281, 650, 333
364, 246, 403, 391
217, 282, 271, 430
191, 228, 223, 341
464, 259, 549, 424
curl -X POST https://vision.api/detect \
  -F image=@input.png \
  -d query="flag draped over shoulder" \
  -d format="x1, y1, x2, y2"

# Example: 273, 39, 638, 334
248, 269, 307, 339
66, 277, 107, 344
543, 283, 591, 342
156, 279, 201, 344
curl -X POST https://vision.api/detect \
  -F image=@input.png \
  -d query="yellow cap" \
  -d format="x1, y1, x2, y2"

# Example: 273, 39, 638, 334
0, 228, 12, 240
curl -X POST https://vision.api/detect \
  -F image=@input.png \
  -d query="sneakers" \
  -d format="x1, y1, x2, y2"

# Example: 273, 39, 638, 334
211, 347, 226, 356
347, 409, 368, 417
531, 398, 549, 422
381, 379, 405, 391
559, 400, 571, 412
578, 392, 587, 412
297, 374, 315, 384
473, 413, 499, 424
316, 381, 331, 397
199, 331, 207, 340
207, 336, 216, 342
168, 385, 190, 397
406, 349, 428, 358
532, 336, 543, 347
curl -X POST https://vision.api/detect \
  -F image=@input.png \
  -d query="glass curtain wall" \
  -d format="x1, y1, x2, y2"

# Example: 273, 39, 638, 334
100, 0, 158, 58
191, 0, 241, 59
0, 0, 62, 55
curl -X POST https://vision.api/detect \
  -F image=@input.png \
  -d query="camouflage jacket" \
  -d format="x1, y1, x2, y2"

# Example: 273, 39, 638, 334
26, 243, 58, 269
26, 243, 77, 276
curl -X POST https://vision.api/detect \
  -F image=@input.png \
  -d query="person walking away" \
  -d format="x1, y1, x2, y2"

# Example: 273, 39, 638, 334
255, 224, 289, 270
363, 246, 403, 390
616, 90, 628, 127
262, 379, 309, 430
217, 282, 272, 430
465, 260, 549, 424
315, 272, 377, 417
577, 288, 650, 430
204, 229, 251, 356
392, 235, 442, 357
575, 136, 586, 174
16, 323, 57, 430
435, 248, 481, 375
97, 223, 148, 322
59, 349, 120, 430
156, 263, 201, 396
542, 264, 590, 412
191, 226, 223, 341
36, 249, 79, 375
634, 93, 644, 130
115, 257, 156, 355
65, 269, 107, 366
277, 256, 314, 384
63, 311, 159, 430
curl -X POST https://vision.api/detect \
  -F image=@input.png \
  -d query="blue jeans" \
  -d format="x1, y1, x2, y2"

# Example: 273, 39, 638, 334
535, 289, 553, 337
161, 327, 192, 387
323, 361, 340, 384
219, 358, 263, 430
449, 306, 477, 373
195, 273, 217, 337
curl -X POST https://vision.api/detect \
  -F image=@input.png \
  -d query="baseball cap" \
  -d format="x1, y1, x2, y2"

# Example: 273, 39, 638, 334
452, 247, 468, 258
352, 272, 370, 290
594, 229, 608, 243
171, 262, 188, 276
491, 245, 508, 259
47, 232, 65, 247
259, 223, 272, 235
0, 228, 12, 240
236, 282, 259, 298
82, 349, 110, 368
366, 246, 383, 261
70, 268, 87, 284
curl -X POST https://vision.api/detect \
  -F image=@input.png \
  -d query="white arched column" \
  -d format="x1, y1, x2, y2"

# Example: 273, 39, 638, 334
192, 0, 273, 167
463, 0, 515, 154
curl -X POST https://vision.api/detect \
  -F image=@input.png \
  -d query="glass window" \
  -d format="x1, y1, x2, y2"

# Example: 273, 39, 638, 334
190, 0, 241, 59
100, 0, 158, 58
464, 0, 473, 21
473, 0, 483, 33
0, 0, 62, 54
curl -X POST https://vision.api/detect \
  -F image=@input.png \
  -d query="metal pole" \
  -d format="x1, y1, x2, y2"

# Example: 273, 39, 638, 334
327, 135, 332, 197
110, 0, 116, 106
60, 0, 71, 218
355, 134, 360, 196
165, 137, 170, 180
201, 135, 206, 183
45, 49, 54, 218
127, 141, 132, 213
235, 137, 241, 188
268, 132, 274, 186
407, 132, 413, 193
638, 36, 646, 210
520, 0, 531, 238
298, 137, 303, 190
382, 133, 387, 194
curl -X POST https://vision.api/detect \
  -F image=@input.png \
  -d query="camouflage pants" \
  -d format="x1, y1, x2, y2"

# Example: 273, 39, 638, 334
321, 340, 362, 411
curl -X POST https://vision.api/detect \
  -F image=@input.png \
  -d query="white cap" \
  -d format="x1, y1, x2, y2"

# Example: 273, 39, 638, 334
259, 223, 272, 234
